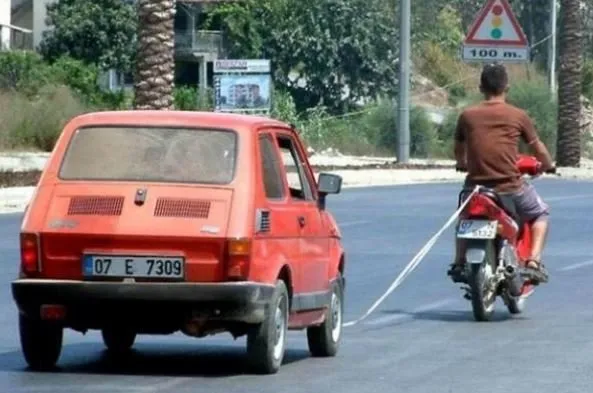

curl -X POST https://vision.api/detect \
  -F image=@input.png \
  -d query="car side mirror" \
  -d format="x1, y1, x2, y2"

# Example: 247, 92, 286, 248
318, 173, 342, 195
317, 173, 342, 210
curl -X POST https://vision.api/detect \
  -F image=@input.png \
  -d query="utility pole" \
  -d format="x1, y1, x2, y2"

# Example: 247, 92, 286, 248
548, 0, 557, 93
397, 0, 411, 163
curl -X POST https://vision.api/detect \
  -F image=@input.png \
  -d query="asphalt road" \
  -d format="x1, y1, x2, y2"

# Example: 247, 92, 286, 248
1, 178, 593, 392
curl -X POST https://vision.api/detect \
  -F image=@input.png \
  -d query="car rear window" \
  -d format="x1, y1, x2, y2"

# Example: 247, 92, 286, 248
59, 126, 237, 184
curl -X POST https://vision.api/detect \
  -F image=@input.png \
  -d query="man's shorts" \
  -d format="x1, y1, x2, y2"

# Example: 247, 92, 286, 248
501, 182, 549, 223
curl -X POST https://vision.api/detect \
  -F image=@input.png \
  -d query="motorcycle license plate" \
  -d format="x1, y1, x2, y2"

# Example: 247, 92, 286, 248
456, 220, 498, 239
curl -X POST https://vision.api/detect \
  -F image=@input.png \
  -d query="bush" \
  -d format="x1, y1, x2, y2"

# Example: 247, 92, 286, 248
271, 93, 442, 158
173, 86, 215, 111
506, 77, 557, 155
0, 85, 92, 152
0, 51, 52, 96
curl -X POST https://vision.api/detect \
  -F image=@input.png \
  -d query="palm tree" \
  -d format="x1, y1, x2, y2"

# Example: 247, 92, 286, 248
556, 0, 583, 167
134, 0, 176, 110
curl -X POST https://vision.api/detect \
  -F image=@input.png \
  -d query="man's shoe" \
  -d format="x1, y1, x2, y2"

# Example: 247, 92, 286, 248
447, 263, 467, 283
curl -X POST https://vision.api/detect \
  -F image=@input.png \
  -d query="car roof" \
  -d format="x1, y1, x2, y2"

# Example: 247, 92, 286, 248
69, 110, 292, 131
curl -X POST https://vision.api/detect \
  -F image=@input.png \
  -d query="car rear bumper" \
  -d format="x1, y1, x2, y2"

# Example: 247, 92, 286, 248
12, 279, 275, 325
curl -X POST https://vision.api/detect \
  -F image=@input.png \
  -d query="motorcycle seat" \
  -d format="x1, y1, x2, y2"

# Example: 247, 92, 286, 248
461, 186, 521, 226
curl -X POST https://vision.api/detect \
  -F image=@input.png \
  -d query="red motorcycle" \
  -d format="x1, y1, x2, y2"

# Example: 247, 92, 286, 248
449, 155, 555, 321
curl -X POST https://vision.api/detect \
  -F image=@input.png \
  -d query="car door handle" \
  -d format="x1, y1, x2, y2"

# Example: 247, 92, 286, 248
298, 216, 306, 227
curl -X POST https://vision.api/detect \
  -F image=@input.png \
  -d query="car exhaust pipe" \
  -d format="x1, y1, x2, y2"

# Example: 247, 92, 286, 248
504, 264, 523, 297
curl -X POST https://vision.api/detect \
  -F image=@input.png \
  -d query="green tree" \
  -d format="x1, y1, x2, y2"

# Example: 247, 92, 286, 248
39, 0, 137, 72
208, 0, 398, 113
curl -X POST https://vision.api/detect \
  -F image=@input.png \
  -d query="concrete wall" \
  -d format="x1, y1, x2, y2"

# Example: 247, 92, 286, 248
32, 0, 52, 49
11, 0, 32, 31
0, 0, 10, 49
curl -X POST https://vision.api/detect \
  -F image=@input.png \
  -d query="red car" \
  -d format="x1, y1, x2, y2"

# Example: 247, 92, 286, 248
12, 111, 345, 374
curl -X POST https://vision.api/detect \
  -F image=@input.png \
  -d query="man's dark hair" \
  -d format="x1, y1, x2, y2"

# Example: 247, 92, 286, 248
480, 63, 508, 96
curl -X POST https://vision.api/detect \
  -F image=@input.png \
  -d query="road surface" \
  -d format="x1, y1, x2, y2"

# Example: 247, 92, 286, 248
1, 178, 592, 392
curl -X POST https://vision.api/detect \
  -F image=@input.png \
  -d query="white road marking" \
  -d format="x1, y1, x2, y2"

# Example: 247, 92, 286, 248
558, 259, 593, 272
363, 298, 455, 326
339, 220, 370, 227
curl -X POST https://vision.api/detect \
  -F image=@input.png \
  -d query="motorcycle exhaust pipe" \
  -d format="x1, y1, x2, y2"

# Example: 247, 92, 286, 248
504, 265, 524, 297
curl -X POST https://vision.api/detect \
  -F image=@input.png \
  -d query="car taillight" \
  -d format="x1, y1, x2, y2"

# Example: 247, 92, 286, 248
226, 238, 251, 280
20, 232, 40, 276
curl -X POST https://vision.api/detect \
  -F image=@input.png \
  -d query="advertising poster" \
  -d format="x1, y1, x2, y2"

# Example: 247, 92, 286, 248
213, 59, 272, 114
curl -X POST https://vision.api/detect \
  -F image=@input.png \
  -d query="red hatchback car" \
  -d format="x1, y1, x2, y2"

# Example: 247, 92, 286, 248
11, 111, 345, 374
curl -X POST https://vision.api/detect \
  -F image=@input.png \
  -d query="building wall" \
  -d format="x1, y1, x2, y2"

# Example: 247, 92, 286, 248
32, 0, 51, 49
11, 0, 32, 31
0, 0, 10, 48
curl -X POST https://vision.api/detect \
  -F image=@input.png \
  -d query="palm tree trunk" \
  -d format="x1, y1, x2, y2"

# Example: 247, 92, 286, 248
556, 0, 583, 167
134, 0, 176, 110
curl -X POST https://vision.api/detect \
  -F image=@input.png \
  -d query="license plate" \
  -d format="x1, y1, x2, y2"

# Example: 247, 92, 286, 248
456, 219, 498, 239
83, 255, 184, 278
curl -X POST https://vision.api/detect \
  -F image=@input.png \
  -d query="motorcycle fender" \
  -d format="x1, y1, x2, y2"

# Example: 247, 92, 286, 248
465, 240, 490, 264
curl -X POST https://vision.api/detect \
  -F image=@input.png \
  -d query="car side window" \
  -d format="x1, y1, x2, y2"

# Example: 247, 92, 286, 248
276, 135, 314, 201
258, 133, 285, 199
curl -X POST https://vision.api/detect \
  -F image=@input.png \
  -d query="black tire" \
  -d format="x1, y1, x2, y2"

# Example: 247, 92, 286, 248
101, 327, 136, 353
307, 274, 344, 357
466, 240, 497, 322
246, 280, 289, 374
19, 314, 63, 371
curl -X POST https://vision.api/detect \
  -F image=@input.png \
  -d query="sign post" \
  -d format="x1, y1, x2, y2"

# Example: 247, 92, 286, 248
461, 0, 529, 63
213, 59, 272, 115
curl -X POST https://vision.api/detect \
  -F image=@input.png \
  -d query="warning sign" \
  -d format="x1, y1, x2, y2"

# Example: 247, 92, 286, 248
461, 0, 530, 63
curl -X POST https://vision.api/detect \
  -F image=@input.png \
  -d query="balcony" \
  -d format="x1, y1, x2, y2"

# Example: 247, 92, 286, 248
174, 29, 224, 59
0, 24, 33, 51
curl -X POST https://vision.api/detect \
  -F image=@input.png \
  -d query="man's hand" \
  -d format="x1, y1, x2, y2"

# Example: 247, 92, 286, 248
532, 140, 554, 172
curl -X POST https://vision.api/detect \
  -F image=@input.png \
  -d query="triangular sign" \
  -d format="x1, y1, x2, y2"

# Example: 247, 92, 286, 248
464, 0, 528, 46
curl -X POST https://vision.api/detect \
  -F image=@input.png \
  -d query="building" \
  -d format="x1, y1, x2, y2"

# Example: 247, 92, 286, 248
2, 0, 231, 92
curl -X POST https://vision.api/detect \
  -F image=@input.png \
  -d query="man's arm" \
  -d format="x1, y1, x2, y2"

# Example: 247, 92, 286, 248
520, 112, 554, 170
454, 113, 467, 170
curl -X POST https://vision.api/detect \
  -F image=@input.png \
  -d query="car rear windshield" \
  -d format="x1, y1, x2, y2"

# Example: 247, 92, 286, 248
59, 126, 237, 184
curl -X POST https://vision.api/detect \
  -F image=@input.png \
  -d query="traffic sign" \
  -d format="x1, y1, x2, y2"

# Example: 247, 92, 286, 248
461, 0, 529, 63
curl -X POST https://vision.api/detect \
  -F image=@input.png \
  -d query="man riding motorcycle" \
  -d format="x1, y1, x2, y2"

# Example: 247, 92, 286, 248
448, 63, 554, 283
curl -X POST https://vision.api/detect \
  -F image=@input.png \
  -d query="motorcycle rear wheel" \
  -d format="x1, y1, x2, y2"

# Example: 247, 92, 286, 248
466, 240, 497, 322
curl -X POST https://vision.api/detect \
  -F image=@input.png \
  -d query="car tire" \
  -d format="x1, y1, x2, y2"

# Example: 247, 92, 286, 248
19, 314, 63, 371
306, 274, 344, 357
246, 279, 289, 374
101, 327, 136, 353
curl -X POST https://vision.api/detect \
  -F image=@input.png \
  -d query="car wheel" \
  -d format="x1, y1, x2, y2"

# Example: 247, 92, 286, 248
101, 327, 136, 353
19, 314, 63, 371
306, 273, 344, 357
246, 279, 289, 374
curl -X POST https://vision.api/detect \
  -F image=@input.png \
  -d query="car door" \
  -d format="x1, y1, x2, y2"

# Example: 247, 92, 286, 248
253, 131, 303, 296
274, 131, 330, 309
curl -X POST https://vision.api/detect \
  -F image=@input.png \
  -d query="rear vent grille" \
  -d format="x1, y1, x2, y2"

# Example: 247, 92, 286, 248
256, 209, 271, 233
154, 198, 211, 218
68, 196, 124, 216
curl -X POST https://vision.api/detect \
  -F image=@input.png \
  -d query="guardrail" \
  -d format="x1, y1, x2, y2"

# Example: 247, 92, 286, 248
0, 23, 33, 50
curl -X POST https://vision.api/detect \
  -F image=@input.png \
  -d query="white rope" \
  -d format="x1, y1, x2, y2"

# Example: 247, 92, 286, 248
342, 185, 480, 327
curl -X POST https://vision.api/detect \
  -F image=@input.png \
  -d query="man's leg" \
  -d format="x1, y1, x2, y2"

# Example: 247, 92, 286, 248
513, 183, 550, 272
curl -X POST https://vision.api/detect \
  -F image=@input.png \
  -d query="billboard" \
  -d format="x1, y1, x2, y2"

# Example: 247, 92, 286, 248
213, 59, 272, 114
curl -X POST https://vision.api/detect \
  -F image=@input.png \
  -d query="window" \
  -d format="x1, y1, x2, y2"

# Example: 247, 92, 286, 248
259, 134, 285, 199
59, 126, 237, 184
277, 135, 313, 201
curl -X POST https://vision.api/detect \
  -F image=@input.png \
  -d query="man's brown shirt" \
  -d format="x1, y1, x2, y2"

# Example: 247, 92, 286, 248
455, 100, 540, 193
